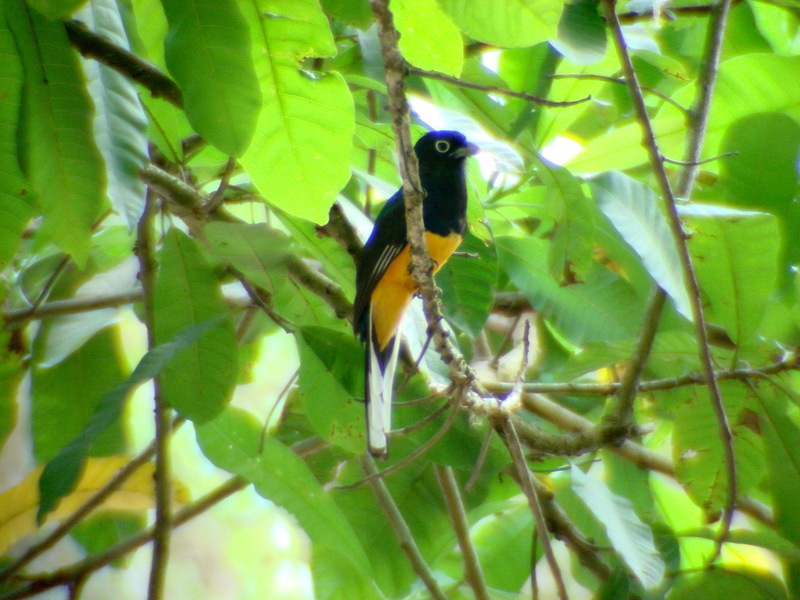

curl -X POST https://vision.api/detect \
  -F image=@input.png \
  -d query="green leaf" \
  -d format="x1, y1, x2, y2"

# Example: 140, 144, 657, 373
26, 0, 88, 19
37, 315, 225, 521
496, 236, 643, 344
684, 206, 780, 345
320, 0, 373, 28
205, 222, 290, 294
756, 384, 800, 591
76, 0, 148, 230
555, 0, 606, 65
570, 464, 664, 589
673, 382, 765, 515
195, 406, 371, 574
239, 0, 355, 224
154, 230, 238, 423
681, 528, 800, 560
7, 0, 105, 265
0, 20, 32, 271
471, 501, 535, 591
669, 568, 787, 600
296, 327, 364, 454
593, 171, 691, 320
541, 163, 594, 284
439, 0, 560, 48
393, 0, 463, 76
570, 55, 800, 172
31, 327, 126, 464
161, 0, 261, 156
0, 332, 21, 456
720, 113, 800, 272
436, 232, 498, 337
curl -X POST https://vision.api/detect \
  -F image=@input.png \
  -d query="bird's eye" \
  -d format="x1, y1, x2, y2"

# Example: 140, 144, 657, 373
435, 140, 451, 153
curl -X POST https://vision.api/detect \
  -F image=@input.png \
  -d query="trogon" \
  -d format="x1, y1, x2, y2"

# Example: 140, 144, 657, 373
353, 130, 479, 457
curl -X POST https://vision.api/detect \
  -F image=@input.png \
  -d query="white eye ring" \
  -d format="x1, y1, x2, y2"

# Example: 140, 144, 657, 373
435, 140, 451, 153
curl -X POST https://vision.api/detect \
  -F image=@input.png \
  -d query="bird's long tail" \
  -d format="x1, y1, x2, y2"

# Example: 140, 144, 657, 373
365, 303, 401, 458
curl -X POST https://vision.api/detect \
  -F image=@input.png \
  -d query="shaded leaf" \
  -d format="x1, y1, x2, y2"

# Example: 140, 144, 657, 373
205, 222, 291, 295
296, 327, 364, 454
26, 0, 88, 19
571, 464, 664, 589
593, 171, 691, 319
154, 230, 238, 423
471, 500, 535, 591
555, 0, 606, 64
320, 0, 372, 28
162, 0, 261, 156
669, 568, 787, 600
37, 315, 225, 521
7, 0, 105, 264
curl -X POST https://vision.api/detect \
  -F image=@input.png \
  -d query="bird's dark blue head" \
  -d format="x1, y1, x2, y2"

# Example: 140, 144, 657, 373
414, 131, 479, 179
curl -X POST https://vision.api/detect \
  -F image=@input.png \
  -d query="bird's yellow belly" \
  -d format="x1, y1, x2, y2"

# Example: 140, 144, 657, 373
370, 232, 462, 350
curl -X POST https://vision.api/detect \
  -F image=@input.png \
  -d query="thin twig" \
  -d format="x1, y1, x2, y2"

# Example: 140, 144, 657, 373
409, 66, 590, 108
662, 151, 737, 167
550, 73, 689, 114
360, 455, 448, 600
203, 157, 237, 215
602, 0, 737, 562
4, 290, 143, 327
135, 191, 172, 600
501, 419, 569, 600
434, 466, 491, 600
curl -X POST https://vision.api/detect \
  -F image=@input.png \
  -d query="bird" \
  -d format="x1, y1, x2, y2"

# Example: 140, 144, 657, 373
353, 130, 479, 458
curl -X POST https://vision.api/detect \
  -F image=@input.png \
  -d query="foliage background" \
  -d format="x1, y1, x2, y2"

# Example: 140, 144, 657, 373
0, 0, 800, 598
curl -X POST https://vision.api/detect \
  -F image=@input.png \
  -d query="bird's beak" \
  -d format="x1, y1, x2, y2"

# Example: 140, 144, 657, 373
452, 142, 479, 158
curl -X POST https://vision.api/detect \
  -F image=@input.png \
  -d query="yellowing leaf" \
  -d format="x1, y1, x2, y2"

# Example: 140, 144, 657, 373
0, 456, 189, 555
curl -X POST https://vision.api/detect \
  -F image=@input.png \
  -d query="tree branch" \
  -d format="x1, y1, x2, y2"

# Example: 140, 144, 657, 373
409, 66, 590, 108
434, 466, 491, 600
361, 455, 448, 600
4, 291, 143, 327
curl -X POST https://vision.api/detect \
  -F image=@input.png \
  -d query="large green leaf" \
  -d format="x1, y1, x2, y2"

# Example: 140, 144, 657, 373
37, 316, 226, 521
471, 500, 535, 592
541, 163, 594, 284
393, 0, 463, 76
195, 406, 371, 575
439, 0, 560, 48
672, 382, 765, 515
312, 549, 385, 600
570, 55, 800, 172
161, 0, 261, 156
7, 0, 105, 265
719, 113, 800, 272
320, 0, 372, 28
496, 236, 643, 344
571, 464, 664, 589
0, 20, 31, 271
555, 0, 606, 65
76, 0, 148, 230
669, 568, 787, 600
205, 222, 290, 294
239, 0, 355, 224
154, 230, 238, 423
296, 326, 364, 454
31, 327, 126, 464
593, 171, 691, 319
684, 206, 780, 345
436, 232, 498, 338
26, 0, 88, 18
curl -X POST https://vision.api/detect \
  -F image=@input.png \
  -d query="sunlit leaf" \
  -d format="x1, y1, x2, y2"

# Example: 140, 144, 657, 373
239, 0, 355, 224
76, 0, 148, 229
162, 0, 261, 156
593, 171, 691, 320
669, 568, 788, 600
439, 0, 560, 48
571, 464, 665, 589
393, 0, 463, 76
0, 457, 188, 556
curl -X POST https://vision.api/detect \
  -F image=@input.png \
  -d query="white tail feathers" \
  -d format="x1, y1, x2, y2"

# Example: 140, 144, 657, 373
366, 304, 400, 457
